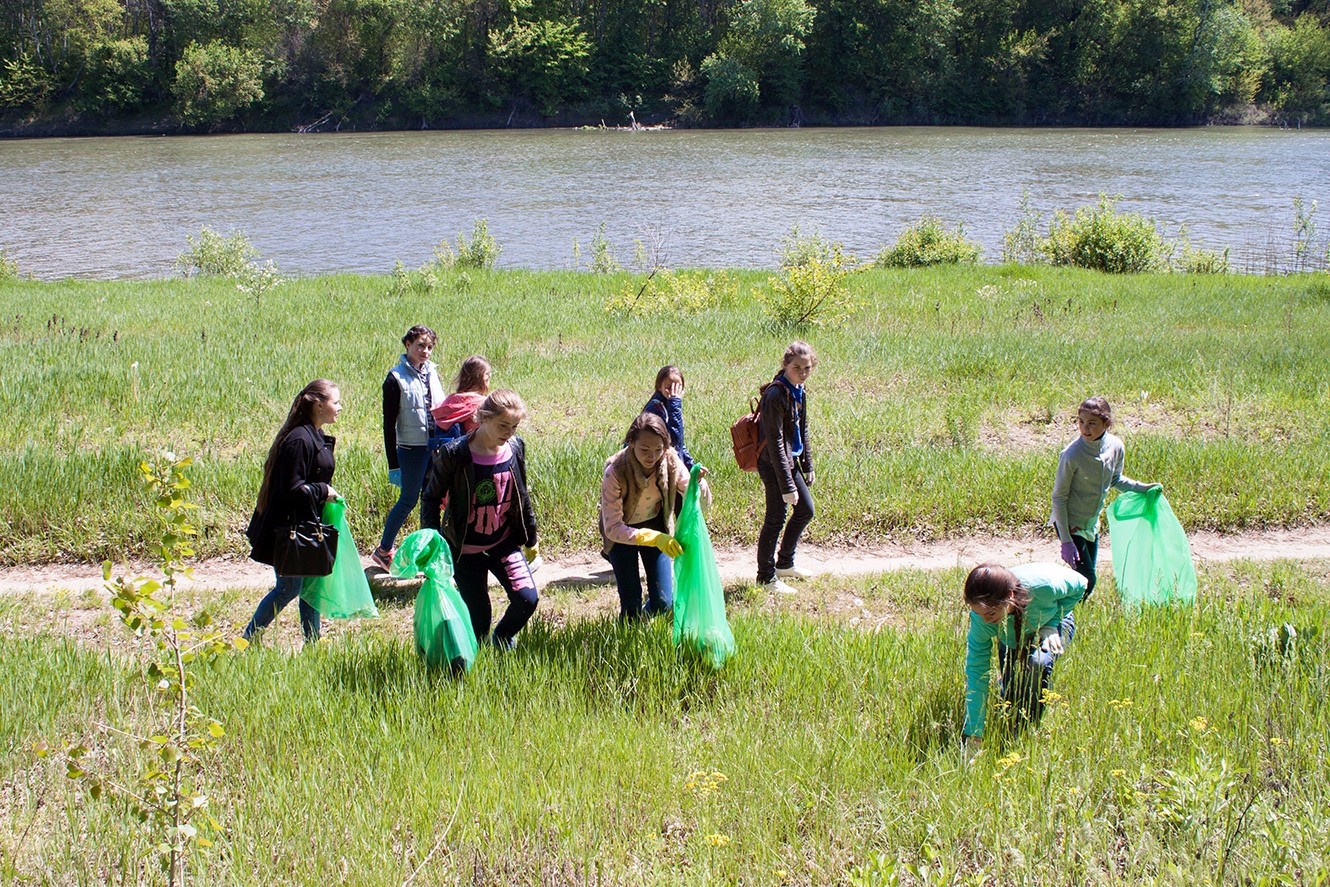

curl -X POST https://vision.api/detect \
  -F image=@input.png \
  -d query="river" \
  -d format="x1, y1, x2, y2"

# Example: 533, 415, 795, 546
1, 126, 1327, 279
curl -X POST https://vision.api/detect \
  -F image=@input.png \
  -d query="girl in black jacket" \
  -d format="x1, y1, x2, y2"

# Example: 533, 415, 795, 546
244, 379, 342, 643
756, 341, 816, 595
421, 389, 539, 649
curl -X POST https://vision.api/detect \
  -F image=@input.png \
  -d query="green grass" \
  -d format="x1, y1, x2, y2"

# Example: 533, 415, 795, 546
2, 266, 1329, 564
1, 560, 1328, 883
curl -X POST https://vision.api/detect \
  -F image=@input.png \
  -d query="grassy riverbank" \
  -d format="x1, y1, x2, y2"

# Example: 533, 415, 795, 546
2, 558, 1328, 883
2, 266, 1329, 565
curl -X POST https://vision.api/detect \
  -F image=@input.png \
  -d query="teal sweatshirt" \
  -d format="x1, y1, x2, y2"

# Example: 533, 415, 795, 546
962, 563, 1087, 738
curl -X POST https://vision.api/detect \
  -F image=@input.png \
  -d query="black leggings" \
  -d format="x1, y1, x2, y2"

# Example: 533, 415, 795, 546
755, 462, 815, 583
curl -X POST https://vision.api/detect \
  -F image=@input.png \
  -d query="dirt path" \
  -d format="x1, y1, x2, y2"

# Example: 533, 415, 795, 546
3, 527, 1327, 596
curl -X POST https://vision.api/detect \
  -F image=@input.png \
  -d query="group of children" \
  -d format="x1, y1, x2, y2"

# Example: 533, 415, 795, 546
243, 325, 1160, 743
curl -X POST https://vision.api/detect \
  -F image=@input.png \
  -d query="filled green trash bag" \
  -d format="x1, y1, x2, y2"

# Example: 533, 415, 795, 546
672, 464, 736, 668
300, 498, 379, 619
391, 529, 478, 671
1107, 489, 1197, 607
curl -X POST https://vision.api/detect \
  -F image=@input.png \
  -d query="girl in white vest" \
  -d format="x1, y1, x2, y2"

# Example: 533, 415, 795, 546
372, 325, 447, 570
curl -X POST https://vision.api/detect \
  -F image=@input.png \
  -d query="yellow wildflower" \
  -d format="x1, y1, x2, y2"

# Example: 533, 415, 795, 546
1108, 698, 1133, 711
705, 833, 731, 847
1190, 716, 1209, 732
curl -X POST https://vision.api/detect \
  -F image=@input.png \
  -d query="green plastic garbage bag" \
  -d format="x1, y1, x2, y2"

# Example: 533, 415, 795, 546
301, 498, 379, 619
672, 464, 736, 668
1107, 490, 1197, 607
392, 529, 478, 671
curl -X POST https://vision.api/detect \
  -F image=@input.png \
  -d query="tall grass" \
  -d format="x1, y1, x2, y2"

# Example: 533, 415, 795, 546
1, 266, 1328, 563
1, 560, 1327, 883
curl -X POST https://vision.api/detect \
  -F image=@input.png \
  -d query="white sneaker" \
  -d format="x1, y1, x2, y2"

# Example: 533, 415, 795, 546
775, 565, 812, 580
762, 578, 798, 595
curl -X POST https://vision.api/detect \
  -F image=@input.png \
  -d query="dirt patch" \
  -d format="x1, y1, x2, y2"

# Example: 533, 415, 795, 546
4, 527, 1326, 597
4, 527, 1327, 650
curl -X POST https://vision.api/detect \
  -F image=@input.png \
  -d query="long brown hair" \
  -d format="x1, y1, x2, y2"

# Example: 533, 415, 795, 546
454, 355, 491, 394
256, 379, 337, 513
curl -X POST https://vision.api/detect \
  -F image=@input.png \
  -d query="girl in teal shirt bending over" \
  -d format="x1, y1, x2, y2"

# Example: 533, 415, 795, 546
962, 562, 1087, 748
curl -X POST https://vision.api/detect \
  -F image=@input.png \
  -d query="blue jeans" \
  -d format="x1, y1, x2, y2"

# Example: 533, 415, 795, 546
756, 461, 815, 583
244, 569, 320, 642
1071, 535, 1099, 599
998, 613, 1075, 730
608, 516, 673, 620
379, 445, 431, 552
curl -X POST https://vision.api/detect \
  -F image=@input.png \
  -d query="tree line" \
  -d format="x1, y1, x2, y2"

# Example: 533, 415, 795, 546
1, 0, 1328, 133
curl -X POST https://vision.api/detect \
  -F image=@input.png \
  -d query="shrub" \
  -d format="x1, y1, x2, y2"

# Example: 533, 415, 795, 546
700, 54, 760, 120
778, 226, 835, 270
606, 270, 737, 316
177, 227, 258, 277
0, 53, 53, 111
590, 223, 622, 273
235, 261, 286, 303
79, 36, 153, 113
1173, 230, 1231, 274
1041, 196, 1168, 274
1002, 191, 1044, 265
432, 219, 501, 271
877, 217, 982, 268
765, 241, 862, 327
487, 16, 592, 116
0, 248, 18, 281
173, 40, 265, 127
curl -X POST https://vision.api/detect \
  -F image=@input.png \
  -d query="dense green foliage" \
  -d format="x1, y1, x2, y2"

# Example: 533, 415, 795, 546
1041, 198, 1170, 274
2, 560, 1329, 881
1, 265, 1328, 565
877, 216, 983, 268
1, 0, 1328, 130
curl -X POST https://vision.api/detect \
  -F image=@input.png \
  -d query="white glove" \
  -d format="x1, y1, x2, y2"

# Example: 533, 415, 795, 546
698, 478, 713, 513
1037, 625, 1064, 655
781, 490, 798, 506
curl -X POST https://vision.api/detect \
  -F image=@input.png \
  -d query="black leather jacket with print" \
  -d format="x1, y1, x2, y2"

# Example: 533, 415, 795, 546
420, 434, 538, 557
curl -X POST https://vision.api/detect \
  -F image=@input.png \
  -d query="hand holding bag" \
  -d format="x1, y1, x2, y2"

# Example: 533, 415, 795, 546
273, 520, 338, 577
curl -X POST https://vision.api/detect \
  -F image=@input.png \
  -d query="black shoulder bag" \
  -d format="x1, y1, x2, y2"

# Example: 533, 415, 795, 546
272, 521, 338, 577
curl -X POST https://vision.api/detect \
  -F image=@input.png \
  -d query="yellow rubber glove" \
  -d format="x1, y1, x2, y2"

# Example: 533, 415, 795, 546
632, 528, 682, 557
522, 544, 539, 564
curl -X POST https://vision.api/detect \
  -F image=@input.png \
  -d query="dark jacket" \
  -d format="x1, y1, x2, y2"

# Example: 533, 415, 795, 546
643, 392, 696, 469
420, 434, 538, 557
757, 373, 812, 495
246, 423, 336, 565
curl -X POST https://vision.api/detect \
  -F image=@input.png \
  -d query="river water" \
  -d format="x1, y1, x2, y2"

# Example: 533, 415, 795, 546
1, 126, 1327, 279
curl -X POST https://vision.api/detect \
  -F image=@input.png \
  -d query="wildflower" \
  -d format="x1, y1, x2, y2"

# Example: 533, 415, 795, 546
1069, 786, 1081, 796
1270, 736, 1284, 747
705, 833, 731, 847
1108, 698, 1133, 711
1189, 716, 1209, 733
1041, 689, 1064, 704
775, 869, 789, 881
1111, 769, 1126, 778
